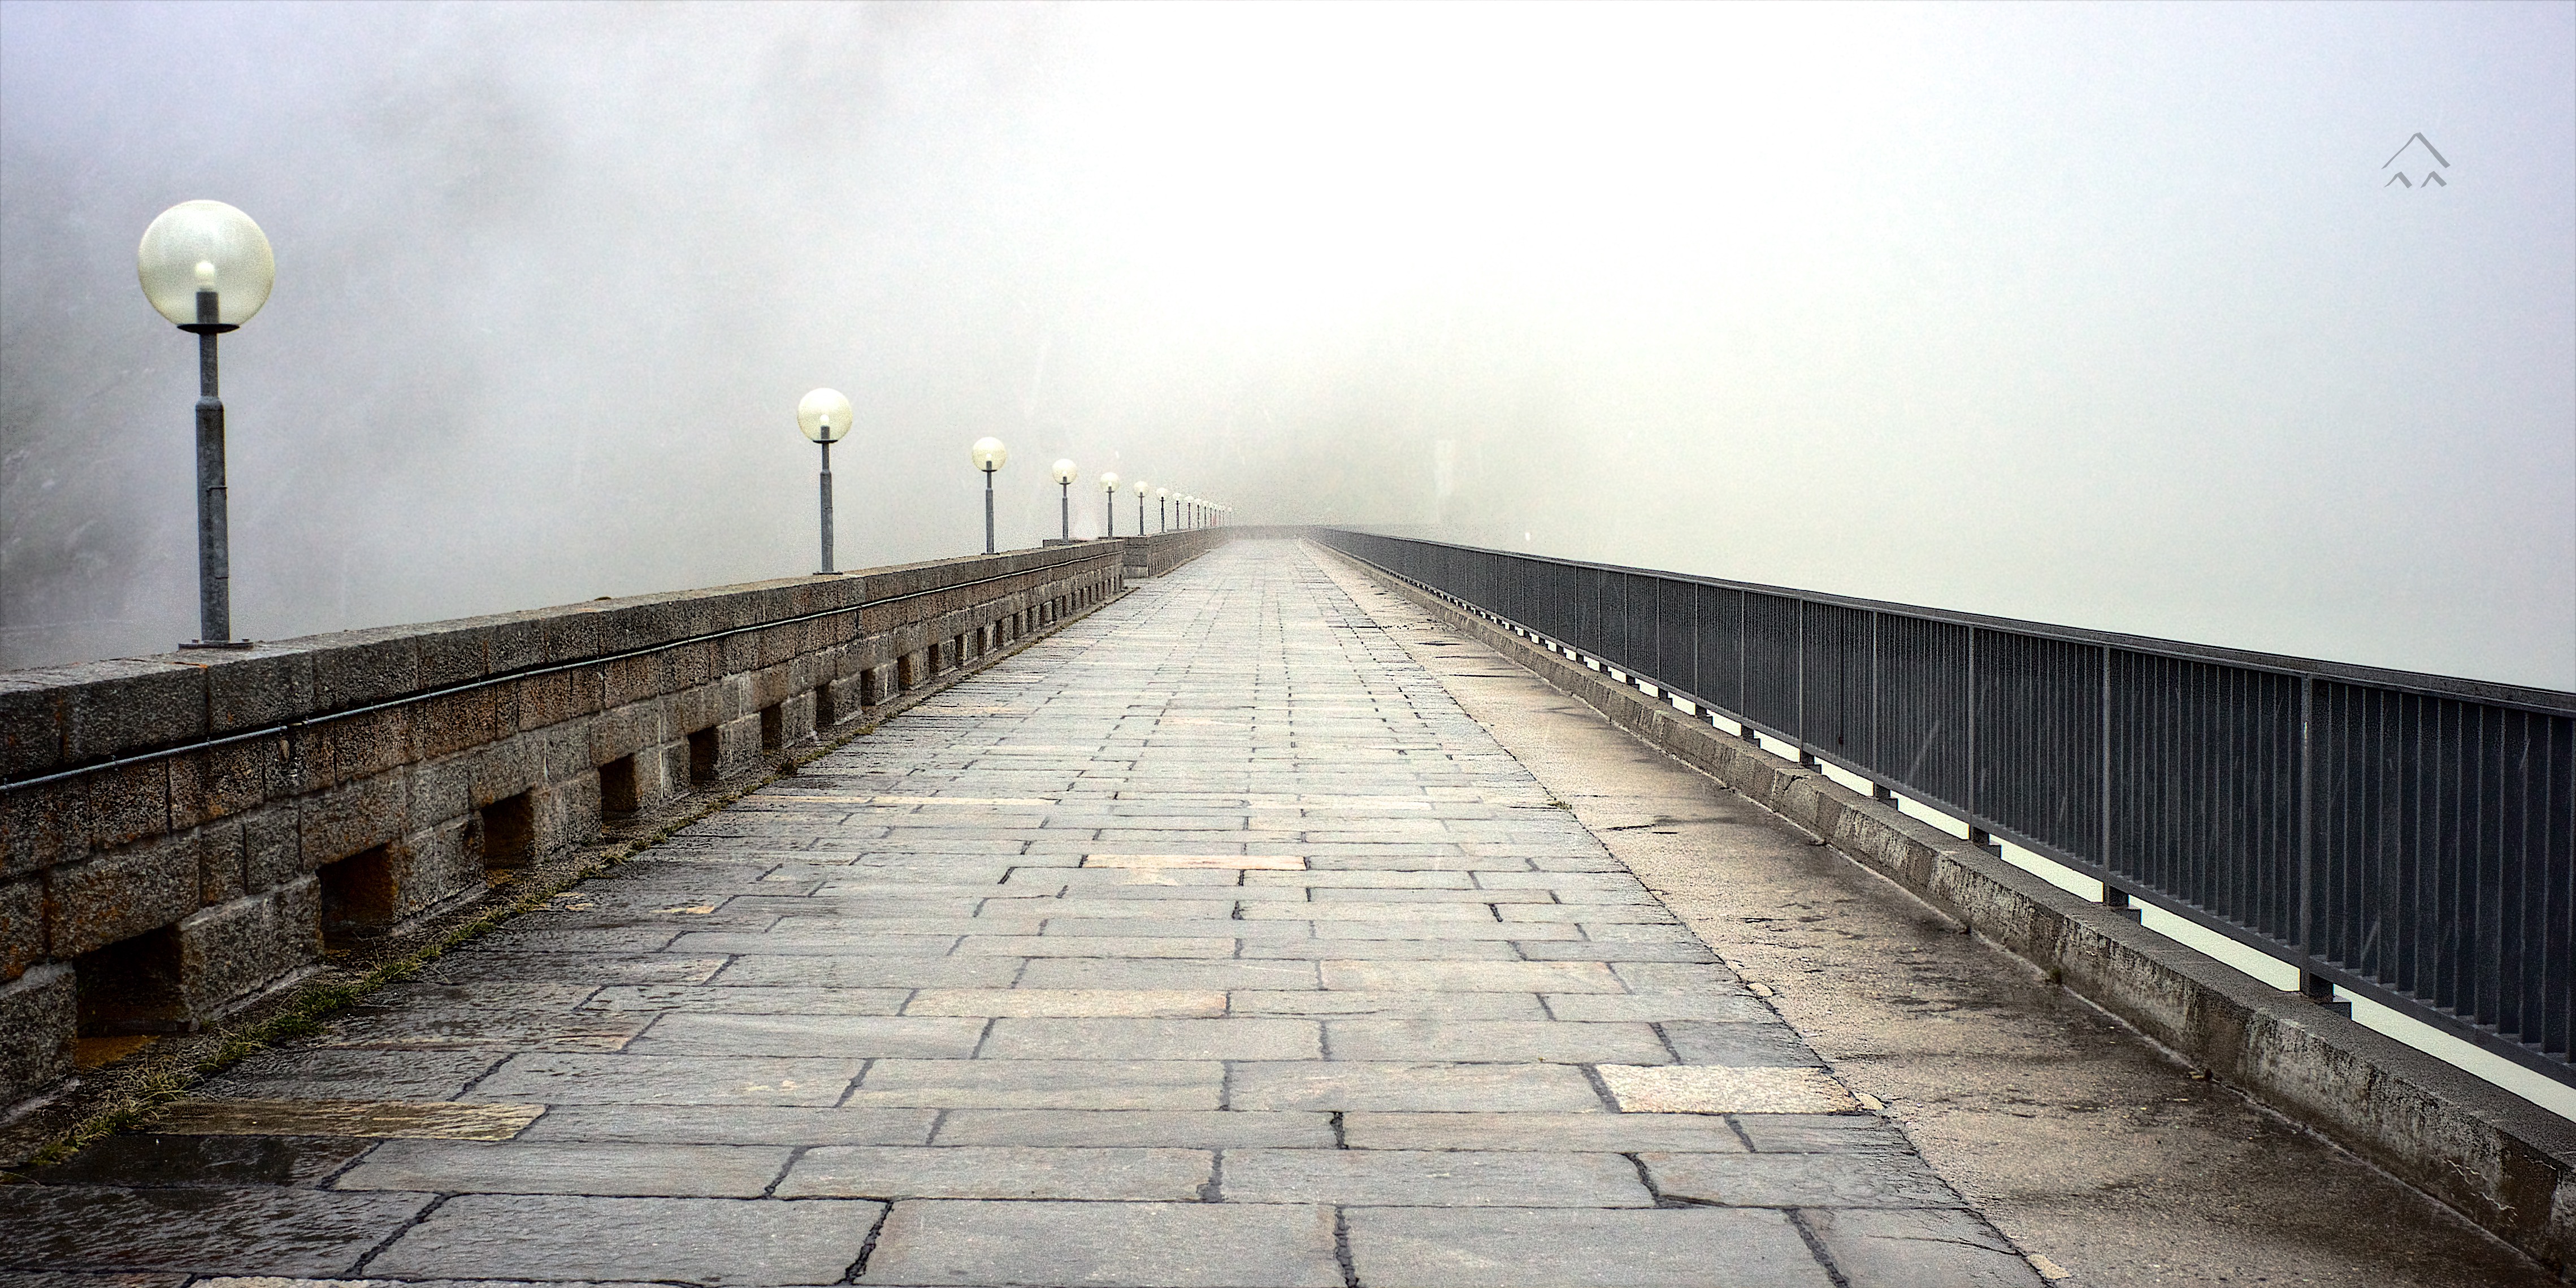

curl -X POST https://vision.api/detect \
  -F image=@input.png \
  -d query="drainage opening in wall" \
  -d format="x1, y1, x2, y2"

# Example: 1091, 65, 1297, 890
319, 843, 400, 951
600, 754, 640, 814
478, 791, 536, 870
688, 727, 721, 784
760, 704, 784, 752
74, 924, 190, 1061
815, 685, 838, 731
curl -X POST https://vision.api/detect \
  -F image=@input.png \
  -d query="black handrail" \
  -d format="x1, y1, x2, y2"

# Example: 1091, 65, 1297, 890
1316, 528, 2575, 1089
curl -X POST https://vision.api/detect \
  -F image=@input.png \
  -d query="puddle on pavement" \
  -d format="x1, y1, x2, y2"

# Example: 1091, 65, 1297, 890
142, 1099, 545, 1140
72, 1035, 162, 1069
21, 1133, 371, 1188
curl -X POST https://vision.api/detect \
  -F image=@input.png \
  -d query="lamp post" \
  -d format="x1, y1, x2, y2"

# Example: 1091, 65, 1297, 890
1156, 488, 1168, 534
1134, 480, 1147, 536
1100, 472, 1120, 536
1052, 459, 1077, 540
138, 200, 275, 648
795, 388, 853, 574
971, 437, 1009, 554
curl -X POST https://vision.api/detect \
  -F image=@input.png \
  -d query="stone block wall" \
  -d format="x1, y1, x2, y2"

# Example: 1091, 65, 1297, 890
1121, 528, 1230, 579
0, 544, 1124, 1105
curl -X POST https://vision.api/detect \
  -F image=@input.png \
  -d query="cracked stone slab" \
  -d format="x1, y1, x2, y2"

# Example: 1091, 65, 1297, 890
1801, 1208, 2050, 1286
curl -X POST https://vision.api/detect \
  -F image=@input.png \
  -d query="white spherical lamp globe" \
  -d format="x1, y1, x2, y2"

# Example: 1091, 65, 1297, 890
1052, 458, 1078, 485
796, 388, 853, 443
971, 437, 1009, 471
138, 200, 275, 329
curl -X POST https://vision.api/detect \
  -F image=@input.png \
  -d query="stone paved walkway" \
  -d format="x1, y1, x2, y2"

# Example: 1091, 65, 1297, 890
2, 541, 2041, 1287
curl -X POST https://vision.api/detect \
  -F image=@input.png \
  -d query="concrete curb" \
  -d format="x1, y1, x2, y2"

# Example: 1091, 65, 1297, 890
1324, 544, 2576, 1279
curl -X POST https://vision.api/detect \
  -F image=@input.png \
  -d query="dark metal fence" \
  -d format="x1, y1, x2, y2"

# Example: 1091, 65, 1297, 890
1316, 529, 2575, 1088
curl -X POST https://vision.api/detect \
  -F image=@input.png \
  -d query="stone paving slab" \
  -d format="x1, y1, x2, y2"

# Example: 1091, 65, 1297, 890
366, 1195, 884, 1284
856, 1200, 1342, 1287
0, 1187, 434, 1276
331, 1139, 791, 1196
6, 543, 2038, 1288
1346, 1205, 1834, 1287
775, 1144, 1212, 1200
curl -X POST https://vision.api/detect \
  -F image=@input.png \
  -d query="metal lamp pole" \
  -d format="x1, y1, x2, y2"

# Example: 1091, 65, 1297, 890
819, 437, 836, 572
796, 389, 853, 574
1102, 473, 1119, 536
186, 292, 235, 643
971, 437, 1009, 554
139, 201, 274, 648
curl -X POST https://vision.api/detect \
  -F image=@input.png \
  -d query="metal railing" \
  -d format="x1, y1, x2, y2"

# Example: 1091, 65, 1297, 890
1316, 529, 2575, 1088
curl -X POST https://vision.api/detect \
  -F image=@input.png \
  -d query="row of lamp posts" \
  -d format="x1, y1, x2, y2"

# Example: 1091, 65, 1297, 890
137, 198, 1231, 644
795, 402, 1227, 575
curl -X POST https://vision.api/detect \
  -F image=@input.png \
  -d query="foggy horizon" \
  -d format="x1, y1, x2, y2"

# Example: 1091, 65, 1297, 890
4, 2, 2570, 689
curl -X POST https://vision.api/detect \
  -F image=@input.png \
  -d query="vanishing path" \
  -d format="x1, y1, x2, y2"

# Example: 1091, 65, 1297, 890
5, 543, 2071, 1285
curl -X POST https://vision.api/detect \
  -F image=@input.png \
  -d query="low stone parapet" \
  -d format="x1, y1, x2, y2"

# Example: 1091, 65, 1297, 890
0, 544, 1124, 1105
1121, 528, 1230, 579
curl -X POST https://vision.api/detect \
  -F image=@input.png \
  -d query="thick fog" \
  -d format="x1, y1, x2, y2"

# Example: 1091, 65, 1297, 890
3, 3, 2569, 688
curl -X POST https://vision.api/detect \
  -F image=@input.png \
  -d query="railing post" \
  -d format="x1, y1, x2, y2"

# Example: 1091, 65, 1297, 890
1795, 600, 1807, 763
2295, 675, 2345, 1010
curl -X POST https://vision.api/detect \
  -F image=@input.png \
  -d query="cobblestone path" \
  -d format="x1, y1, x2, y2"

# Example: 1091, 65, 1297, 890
2, 541, 2040, 1287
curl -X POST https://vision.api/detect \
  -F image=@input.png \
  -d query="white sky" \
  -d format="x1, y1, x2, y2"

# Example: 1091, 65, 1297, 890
3, 2, 2570, 687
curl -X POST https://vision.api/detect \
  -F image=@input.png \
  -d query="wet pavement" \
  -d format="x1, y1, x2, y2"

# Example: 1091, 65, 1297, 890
5, 541, 2057, 1285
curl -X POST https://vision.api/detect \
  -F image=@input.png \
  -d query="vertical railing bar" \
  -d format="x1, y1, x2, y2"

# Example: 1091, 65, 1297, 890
2299, 674, 2321, 1000
1796, 600, 1807, 756
2101, 645, 2115, 897
1967, 626, 1979, 827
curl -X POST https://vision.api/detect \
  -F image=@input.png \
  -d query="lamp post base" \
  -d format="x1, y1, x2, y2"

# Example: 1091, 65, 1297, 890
179, 639, 257, 650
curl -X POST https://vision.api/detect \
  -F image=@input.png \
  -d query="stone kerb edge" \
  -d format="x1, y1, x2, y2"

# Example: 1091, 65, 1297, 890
1329, 547, 2576, 1277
